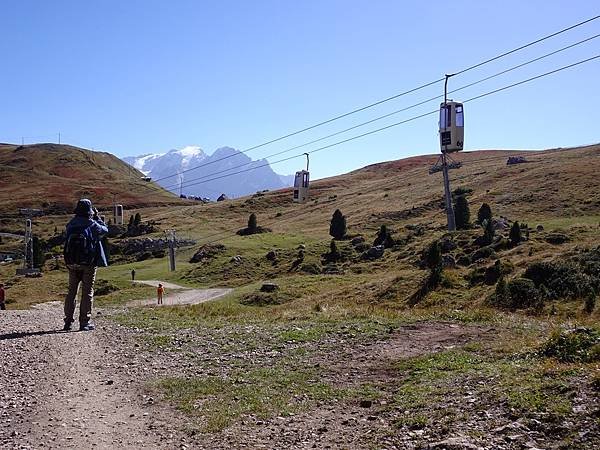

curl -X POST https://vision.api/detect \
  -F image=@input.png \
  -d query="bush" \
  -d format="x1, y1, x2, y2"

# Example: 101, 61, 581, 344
247, 213, 257, 233
237, 213, 271, 236
482, 219, 495, 246
491, 277, 541, 310
424, 241, 442, 270
545, 233, 569, 245
374, 225, 394, 248
471, 246, 496, 262
300, 262, 321, 275
323, 240, 342, 263
95, 279, 119, 296
509, 221, 522, 246
523, 261, 596, 300
477, 203, 492, 225
539, 328, 600, 363
454, 195, 470, 230
329, 209, 347, 240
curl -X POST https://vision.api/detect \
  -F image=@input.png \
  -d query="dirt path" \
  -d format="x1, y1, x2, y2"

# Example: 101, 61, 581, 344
0, 282, 232, 449
129, 280, 232, 307
0, 305, 186, 449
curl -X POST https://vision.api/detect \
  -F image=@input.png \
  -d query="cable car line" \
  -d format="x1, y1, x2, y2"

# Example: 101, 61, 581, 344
161, 53, 599, 194
157, 33, 600, 193
149, 14, 600, 186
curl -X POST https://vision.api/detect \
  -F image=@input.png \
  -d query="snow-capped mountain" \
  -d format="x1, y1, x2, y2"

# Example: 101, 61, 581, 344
123, 146, 293, 200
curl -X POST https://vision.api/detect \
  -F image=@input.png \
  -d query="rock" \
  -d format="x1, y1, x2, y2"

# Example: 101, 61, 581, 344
442, 254, 456, 268
359, 400, 372, 408
297, 244, 306, 250
266, 250, 277, 261
190, 244, 226, 263
260, 282, 279, 293
230, 255, 242, 264
545, 233, 568, 245
441, 238, 457, 253
430, 437, 482, 450
536, 224, 544, 232
363, 245, 385, 259
350, 236, 365, 247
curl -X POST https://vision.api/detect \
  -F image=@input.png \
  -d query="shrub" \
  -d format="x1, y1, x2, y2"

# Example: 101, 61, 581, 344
523, 261, 596, 300
509, 221, 522, 246
374, 225, 394, 248
322, 240, 342, 263
454, 195, 470, 230
329, 209, 347, 240
424, 241, 442, 270
95, 279, 119, 296
477, 203, 492, 225
491, 277, 541, 310
482, 219, 495, 246
471, 246, 496, 262
545, 233, 569, 245
247, 213, 257, 233
506, 278, 541, 310
584, 293, 596, 314
300, 262, 321, 275
539, 328, 600, 363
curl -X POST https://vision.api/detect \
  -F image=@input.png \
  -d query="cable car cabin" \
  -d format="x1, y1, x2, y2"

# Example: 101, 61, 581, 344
113, 204, 124, 225
439, 101, 464, 153
293, 170, 310, 203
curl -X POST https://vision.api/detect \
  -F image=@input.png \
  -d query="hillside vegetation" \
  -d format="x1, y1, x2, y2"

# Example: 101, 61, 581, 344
0, 143, 182, 214
1, 144, 599, 448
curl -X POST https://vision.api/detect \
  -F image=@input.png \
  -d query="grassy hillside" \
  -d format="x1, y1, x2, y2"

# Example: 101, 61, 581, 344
0, 143, 183, 214
2, 144, 598, 447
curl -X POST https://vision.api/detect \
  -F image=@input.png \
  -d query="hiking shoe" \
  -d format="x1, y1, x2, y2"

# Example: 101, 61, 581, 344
79, 322, 95, 332
63, 321, 73, 331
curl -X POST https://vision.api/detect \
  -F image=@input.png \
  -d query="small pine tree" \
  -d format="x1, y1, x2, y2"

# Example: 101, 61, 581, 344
477, 203, 492, 225
329, 209, 347, 240
374, 225, 394, 248
328, 240, 341, 261
425, 241, 442, 270
584, 292, 596, 314
32, 236, 46, 269
248, 213, 258, 233
483, 219, 495, 245
510, 221, 522, 246
128, 215, 134, 226
454, 195, 470, 230
495, 276, 510, 307
134, 213, 142, 226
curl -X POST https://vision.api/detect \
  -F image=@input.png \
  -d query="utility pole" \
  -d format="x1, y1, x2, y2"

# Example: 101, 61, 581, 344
166, 230, 176, 271
442, 74, 456, 232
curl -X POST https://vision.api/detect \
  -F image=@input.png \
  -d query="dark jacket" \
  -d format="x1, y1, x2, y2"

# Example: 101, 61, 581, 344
65, 216, 109, 267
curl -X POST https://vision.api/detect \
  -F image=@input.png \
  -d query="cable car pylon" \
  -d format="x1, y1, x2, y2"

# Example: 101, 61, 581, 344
430, 73, 465, 231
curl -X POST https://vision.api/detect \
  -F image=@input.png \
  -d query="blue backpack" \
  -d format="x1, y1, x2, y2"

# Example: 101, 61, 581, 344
64, 225, 96, 266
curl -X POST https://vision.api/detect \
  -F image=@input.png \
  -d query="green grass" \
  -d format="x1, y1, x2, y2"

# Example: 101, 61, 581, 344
158, 364, 345, 432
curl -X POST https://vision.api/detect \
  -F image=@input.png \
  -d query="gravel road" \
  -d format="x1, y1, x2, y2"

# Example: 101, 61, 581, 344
0, 284, 231, 450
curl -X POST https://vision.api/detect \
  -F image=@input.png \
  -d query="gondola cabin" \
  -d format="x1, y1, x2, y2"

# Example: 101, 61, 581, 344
439, 101, 464, 153
113, 204, 124, 225
293, 170, 310, 203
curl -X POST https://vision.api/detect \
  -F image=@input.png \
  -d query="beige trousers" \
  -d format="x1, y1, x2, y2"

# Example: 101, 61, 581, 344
64, 264, 97, 324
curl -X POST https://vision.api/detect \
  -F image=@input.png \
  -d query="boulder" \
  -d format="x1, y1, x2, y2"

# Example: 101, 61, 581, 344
351, 236, 365, 247
266, 250, 277, 261
190, 244, 226, 263
536, 224, 544, 232
364, 245, 385, 259
545, 233, 569, 245
442, 254, 456, 268
230, 255, 242, 264
260, 282, 279, 293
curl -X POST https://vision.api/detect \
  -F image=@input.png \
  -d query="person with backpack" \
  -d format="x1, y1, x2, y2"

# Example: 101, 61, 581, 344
63, 199, 108, 331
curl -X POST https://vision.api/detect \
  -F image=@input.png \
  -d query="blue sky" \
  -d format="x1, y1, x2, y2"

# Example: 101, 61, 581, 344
1, 1, 599, 179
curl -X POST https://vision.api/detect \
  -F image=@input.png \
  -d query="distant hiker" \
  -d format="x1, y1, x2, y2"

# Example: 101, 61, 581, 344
63, 199, 108, 331
0, 283, 5, 310
157, 283, 164, 305
131, 268, 136, 281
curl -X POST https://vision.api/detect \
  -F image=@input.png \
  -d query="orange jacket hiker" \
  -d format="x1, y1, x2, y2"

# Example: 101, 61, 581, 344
157, 284, 164, 305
